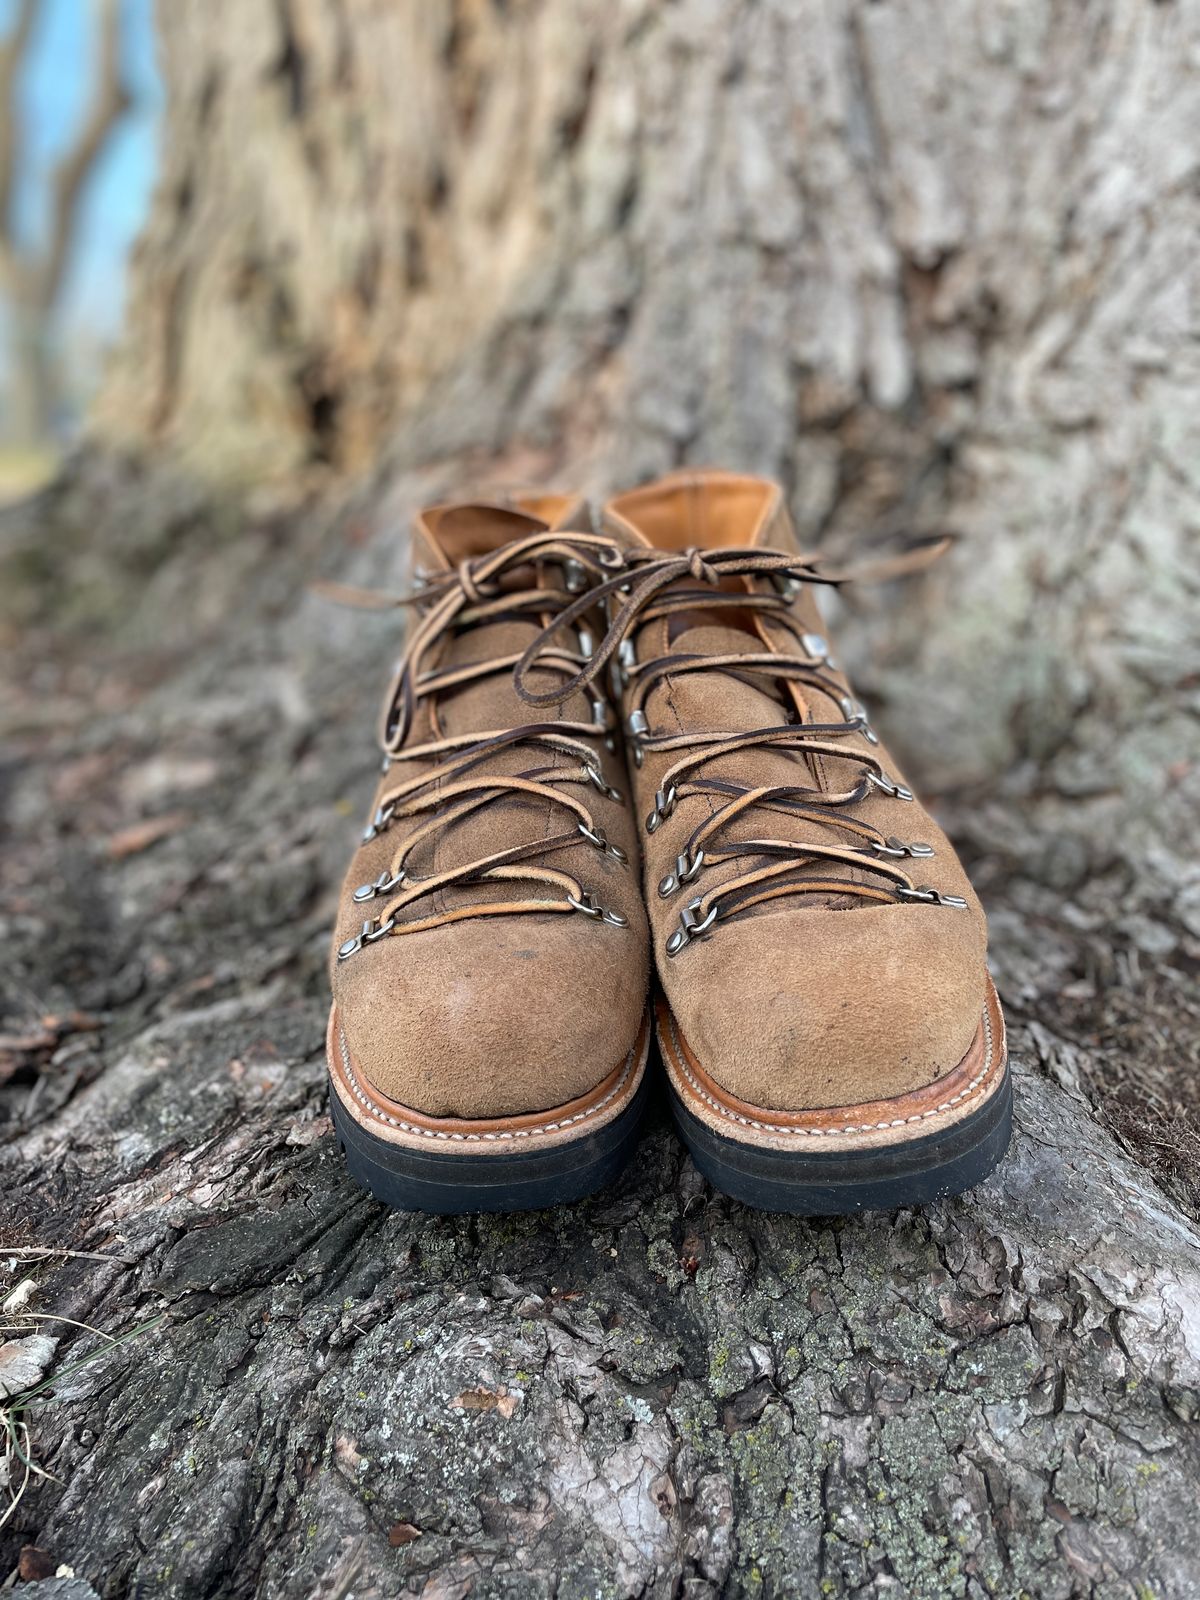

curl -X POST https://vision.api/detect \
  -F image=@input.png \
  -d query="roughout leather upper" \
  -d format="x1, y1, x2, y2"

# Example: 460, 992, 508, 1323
603, 470, 990, 1113
329, 495, 650, 1119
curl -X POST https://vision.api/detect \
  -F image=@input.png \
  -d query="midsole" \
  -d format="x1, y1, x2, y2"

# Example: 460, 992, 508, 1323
327, 1006, 651, 1157
658, 977, 1007, 1154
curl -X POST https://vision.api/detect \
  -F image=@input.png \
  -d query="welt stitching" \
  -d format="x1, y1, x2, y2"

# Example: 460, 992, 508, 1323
336, 1024, 639, 1141
665, 1005, 997, 1138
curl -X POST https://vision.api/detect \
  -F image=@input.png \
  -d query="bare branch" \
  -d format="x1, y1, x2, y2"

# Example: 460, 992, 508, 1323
0, 0, 41, 253
39, 0, 130, 312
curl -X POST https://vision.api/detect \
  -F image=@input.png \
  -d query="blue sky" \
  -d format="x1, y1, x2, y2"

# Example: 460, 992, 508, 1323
3, 0, 160, 339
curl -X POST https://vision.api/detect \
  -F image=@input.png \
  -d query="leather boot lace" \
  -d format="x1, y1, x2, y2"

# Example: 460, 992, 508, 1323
323, 530, 636, 960
513, 539, 966, 956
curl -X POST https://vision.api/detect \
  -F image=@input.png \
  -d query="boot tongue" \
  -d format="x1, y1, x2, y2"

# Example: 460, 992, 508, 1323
662, 624, 846, 732
647, 624, 866, 887
414, 504, 570, 743
415, 504, 550, 570
406, 508, 600, 883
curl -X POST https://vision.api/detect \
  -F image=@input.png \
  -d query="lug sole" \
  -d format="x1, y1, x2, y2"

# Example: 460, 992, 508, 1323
658, 979, 1011, 1215
326, 1007, 651, 1214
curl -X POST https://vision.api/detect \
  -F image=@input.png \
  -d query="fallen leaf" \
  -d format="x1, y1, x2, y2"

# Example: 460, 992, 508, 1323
121, 754, 218, 806
18, 1547, 56, 1581
449, 1387, 497, 1411
449, 1385, 519, 1417
0, 1011, 102, 1082
106, 812, 191, 860
2, 1277, 37, 1314
42, 1011, 102, 1035
0, 1028, 57, 1054
287, 1114, 333, 1147
387, 1522, 422, 1546
51, 752, 114, 807
0, 1332, 57, 1398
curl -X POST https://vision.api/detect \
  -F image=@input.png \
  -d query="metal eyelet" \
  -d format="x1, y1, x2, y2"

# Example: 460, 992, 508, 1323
361, 802, 396, 843
895, 885, 968, 909
839, 694, 879, 745
646, 784, 678, 833
869, 838, 908, 860
584, 765, 623, 803
577, 626, 595, 659
577, 821, 628, 863
626, 707, 648, 767
353, 868, 406, 902
665, 896, 719, 956
802, 632, 837, 670
866, 771, 914, 802
658, 848, 705, 898
563, 558, 589, 594
590, 695, 616, 731
612, 637, 638, 694
869, 837, 933, 861
337, 915, 397, 960
568, 890, 628, 927
771, 573, 802, 601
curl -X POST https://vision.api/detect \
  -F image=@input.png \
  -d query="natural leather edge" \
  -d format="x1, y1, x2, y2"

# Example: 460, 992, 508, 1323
660, 976, 1008, 1153
327, 1006, 651, 1155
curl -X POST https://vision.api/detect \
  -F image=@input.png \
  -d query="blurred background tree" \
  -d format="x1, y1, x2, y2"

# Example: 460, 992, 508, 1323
0, 0, 157, 484
83, 1, 1200, 807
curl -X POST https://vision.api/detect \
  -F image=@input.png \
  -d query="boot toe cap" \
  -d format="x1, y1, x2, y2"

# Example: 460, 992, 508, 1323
666, 903, 988, 1112
333, 914, 649, 1118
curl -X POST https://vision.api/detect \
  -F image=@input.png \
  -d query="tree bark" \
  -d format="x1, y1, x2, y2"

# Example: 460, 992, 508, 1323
3, 1, 1199, 1596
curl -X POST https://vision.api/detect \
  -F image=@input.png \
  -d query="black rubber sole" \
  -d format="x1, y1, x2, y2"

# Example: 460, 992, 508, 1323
669, 1067, 1013, 1215
330, 1066, 650, 1214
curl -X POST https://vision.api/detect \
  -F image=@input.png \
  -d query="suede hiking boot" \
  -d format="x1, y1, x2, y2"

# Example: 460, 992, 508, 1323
515, 470, 1010, 1214
326, 495, 651, 1213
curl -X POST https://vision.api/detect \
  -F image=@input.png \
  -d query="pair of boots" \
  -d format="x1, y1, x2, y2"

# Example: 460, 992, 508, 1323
326, 471, 1010, 1215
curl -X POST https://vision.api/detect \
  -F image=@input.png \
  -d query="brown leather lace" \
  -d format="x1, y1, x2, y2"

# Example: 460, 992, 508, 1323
514, 540, 965, 955
325, 531, 635, 960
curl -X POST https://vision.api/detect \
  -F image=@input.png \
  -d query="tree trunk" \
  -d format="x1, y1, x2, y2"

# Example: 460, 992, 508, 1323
4, 2, 1199, 1597
4, 301, 54, 446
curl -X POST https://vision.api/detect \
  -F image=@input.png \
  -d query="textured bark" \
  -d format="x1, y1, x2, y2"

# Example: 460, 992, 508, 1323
3, 0, 1200, 1596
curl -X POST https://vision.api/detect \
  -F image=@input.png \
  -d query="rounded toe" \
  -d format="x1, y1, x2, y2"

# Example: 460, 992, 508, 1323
665, 903, 988, 1111
333, 913, 648, 1118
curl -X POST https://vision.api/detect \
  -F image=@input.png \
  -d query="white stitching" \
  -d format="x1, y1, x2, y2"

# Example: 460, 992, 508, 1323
664, 1005, 996, 1138
335, 1025, 640, 1141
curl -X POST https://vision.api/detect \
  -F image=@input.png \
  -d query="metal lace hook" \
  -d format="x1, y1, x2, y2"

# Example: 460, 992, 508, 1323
353, 868, 407, 903
658, 848, 705, 898
665, 896, 719, 955
567, 889, 628, 927
895, 885, 968, 909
